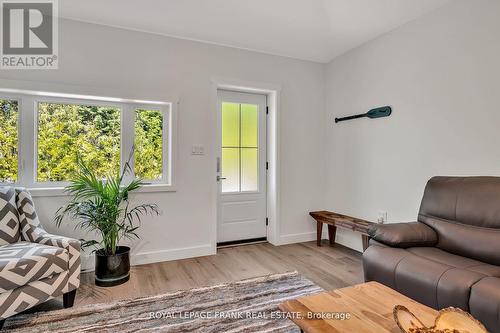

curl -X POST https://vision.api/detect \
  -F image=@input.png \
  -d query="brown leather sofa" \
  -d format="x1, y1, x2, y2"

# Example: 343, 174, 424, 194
363, 176, 500, 333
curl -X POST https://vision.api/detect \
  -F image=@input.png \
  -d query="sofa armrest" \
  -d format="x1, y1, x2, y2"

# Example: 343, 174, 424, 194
368, 222, 437, 248
30, 231, 81, 291
34, 232, 81, 257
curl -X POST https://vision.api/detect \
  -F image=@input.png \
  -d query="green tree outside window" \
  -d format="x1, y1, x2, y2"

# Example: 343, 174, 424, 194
0, 100, 18, 183
0, 102, 165, 183
135, 109, 163, 180
37, 102, 121, 181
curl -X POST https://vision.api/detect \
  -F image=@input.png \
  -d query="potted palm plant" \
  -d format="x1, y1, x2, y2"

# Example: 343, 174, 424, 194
55, 157, 159, 287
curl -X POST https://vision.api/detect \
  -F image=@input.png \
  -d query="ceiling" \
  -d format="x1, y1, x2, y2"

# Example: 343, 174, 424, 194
59, 0, 451, 63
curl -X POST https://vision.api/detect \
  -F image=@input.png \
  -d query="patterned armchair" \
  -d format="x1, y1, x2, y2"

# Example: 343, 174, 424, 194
0, 187, 81, 327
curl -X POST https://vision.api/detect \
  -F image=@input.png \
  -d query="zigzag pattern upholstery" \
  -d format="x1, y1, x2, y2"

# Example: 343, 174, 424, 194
16, 189, 81, 292
0, 271, 68, 320
0, 242, 67, 292
0, 187, 80, 320
0, 187, 20, 245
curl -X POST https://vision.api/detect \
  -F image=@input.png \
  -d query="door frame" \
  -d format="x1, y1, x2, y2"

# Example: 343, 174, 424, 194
210, 77, 281, 252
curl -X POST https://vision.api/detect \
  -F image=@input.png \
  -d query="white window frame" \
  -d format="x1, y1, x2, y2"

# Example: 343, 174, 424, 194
130, 104, 171, 185
0, 95, 21, 184
0, 89, 176, 196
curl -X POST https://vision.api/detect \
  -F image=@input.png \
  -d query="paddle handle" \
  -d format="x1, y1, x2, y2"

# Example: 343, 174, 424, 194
335, 113, 367, 123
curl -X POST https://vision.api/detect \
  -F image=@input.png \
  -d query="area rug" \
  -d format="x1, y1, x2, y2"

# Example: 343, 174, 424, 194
4, 271, 323, 332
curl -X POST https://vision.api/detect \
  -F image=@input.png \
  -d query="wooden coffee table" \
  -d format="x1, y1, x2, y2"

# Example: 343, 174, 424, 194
279, 281, 438, 333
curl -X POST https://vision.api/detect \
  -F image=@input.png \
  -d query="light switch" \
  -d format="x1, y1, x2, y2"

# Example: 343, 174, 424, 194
191, 145, 205, 155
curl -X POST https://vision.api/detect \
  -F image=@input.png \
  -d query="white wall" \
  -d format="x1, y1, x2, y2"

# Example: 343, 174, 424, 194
6, 0, 495, 263
0, 19, 326, 269
325, 0, 500, 251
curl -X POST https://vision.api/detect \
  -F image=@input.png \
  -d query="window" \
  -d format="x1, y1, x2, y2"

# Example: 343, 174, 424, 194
221, 102, 259, 192
0, 99, 18, 183
0, 90, 173, 191
135, 109, 163, 181
37, 102, 121, 182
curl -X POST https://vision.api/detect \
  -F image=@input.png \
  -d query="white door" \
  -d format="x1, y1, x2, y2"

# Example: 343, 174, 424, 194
217, 90, 267, 244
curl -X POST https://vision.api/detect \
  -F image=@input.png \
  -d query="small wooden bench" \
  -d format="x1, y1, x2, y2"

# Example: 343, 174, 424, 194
309, 210, 375, 251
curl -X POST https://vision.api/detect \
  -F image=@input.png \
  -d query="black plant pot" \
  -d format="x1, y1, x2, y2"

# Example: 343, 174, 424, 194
95, 246, 130, 287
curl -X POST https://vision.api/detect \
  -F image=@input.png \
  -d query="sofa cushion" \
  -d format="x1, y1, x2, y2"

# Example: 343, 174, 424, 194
363, 245, 410, 289
396, 253, 486, 310
419, 176, 500, 229
418, 176, 500, 265
406, 247, 500, 277
0, 241, 68, 292
0, 187, 20, 245
420, 216, 500, 266
469, 277, 500, 333
364, 245, 490, 311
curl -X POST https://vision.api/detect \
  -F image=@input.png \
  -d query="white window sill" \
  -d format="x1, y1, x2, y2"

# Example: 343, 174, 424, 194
28, 184, 176, 197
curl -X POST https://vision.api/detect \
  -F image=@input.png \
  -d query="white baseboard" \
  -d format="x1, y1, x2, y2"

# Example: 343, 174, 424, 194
132, 244, 215, 266
79, 232, 362, 272
278, 230, 362, 253
81, 244, 215, 272
81, 255, 94, 271
335, 229, 363, 252
277, 230, 329, 245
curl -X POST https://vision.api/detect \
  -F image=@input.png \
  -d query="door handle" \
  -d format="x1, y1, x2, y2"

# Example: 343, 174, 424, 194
217, 176, 227, 182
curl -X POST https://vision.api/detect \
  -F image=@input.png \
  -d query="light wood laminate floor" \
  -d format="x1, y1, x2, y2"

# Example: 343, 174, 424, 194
76, 240, 363, 306
24, 240, 363, 313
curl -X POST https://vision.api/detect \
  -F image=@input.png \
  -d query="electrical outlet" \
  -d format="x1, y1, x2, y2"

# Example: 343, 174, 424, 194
377, 211, 387, 224
191, 145, 205, 155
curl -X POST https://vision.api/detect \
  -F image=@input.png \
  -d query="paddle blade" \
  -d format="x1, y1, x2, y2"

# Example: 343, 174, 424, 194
366, 106, 392, 119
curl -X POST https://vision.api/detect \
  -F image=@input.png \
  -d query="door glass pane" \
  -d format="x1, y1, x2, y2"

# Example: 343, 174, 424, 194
221, 100, 260, 193
241, 104, 258, 147
241, 148, 258, 191
222, 148, 239, 192
222, 103, 239, 147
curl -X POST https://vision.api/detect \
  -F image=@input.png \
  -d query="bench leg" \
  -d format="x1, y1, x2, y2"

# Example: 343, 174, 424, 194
328, 225, 337, 246
316, 221, 323, 246
362, 235, 370, 252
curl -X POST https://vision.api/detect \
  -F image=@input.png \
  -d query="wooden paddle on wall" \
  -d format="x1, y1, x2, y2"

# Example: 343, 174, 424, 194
335, 106, 392, 123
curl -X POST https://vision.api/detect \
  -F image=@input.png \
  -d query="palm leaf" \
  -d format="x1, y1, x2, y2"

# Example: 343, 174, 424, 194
54, 152, 161, 255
